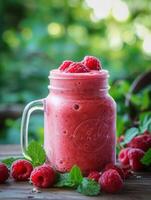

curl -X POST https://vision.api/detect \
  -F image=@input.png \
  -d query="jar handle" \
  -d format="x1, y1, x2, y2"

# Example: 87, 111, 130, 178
21, 99, 44, 159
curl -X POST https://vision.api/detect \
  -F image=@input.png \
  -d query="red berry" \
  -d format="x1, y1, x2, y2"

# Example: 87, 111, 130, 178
99, 169, 123, 193
87, 171, 101, 182
128, 148, 145, 171
59, 60, 73, 71
11, 159, 33, 181
30, 164, 55, 188
104, 163, 125, 180
65, 62, 90, 73
118, 147, 131, 165
127, 134, 151, 152
82, 56, 101, 70
0, 163, 9, 183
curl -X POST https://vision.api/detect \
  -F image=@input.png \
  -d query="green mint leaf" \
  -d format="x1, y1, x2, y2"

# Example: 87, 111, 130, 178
77, 178, 100, 196
69, 165, 83, 186
122, 127, 139, 145
141, 148, 151, 166
26, 141, 46, 167
139, 115, 151, 133
55, 165, 83, 188
54, 173, 74, 187
1, 157, 23, 168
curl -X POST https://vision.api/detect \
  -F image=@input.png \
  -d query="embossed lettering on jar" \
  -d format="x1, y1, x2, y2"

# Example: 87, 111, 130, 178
44, 70, 116, 174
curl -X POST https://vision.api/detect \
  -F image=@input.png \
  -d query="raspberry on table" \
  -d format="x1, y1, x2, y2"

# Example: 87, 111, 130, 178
0, 163, 9, 183
118, 147, 131, 165
128, 148, 145, 171
82, 56, 101, 70
11, 159, 33, 181
59, 60, 73, 71
65, 62, 90, 73
87, 171, 101, 182
127, 134, 151, 152
99, 169, 123, 193
30, 164, 56, 188
104, 163, 125, 180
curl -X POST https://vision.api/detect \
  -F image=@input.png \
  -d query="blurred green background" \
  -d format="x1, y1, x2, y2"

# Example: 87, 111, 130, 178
0, 0, 151, 144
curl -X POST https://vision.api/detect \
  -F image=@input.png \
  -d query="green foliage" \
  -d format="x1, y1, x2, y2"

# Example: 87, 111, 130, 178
0, 0, 151, 143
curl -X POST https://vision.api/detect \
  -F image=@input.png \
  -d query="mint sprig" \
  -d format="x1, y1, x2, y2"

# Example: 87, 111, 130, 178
141, 148, 151, 166
77, 178, 100, 196
55, 165, 83, 188
26, 141, 46, 167
55, 165, 100, 196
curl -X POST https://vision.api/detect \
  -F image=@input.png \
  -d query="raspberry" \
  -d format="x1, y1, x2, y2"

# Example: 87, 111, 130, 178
104, 163, 125, 180
0, 163, 9, 183
128, 148, 145, 171
118, 147, 131, 165
99, 169, 123, 193
11, 159, 33, 181
87, 171, 101, 182
59, 60, 73, 71
82, 56, 101, 70
30, 164, 55, 188
127, 134, 151, 152
65, 62, 90, 73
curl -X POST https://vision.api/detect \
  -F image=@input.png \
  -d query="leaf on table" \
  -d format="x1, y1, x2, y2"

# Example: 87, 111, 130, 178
54, 165, 83, 188
77, 178, 100, 196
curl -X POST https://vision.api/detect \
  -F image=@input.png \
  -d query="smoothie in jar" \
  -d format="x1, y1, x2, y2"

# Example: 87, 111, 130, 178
44, 56, 116, 174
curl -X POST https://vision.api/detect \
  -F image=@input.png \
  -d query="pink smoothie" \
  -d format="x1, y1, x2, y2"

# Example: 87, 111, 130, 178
44, 69, 116, 174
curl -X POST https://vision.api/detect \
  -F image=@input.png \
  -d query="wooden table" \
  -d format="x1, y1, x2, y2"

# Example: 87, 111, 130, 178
0, 145, 151, 200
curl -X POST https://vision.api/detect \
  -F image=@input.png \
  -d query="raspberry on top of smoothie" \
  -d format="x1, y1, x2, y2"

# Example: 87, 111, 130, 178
58, 55, 102, 73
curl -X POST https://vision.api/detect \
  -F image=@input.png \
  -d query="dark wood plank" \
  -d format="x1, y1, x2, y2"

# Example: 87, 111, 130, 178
0, 145, 151, 200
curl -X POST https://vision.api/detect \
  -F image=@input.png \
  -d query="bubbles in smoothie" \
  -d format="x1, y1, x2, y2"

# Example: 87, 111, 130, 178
59, 160, 64, 164
73, 104, 80, 110
63, 130, 67, 135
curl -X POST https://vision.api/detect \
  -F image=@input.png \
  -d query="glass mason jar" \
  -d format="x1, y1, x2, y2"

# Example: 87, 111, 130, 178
21, 69, 116, 174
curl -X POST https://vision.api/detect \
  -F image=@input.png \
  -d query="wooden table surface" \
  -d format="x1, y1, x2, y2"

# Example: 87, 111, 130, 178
0, 145, 151, 200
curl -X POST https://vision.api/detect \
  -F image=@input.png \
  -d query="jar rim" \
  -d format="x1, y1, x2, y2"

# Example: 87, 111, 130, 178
48, 69, 109, 80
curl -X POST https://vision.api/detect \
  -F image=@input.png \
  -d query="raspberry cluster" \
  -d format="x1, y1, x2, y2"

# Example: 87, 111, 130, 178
0, 160, 55, 188
86, 131, 151, 193
88, 163, 124, 193
118, 132, 151, 171
59, 55, 102, 73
